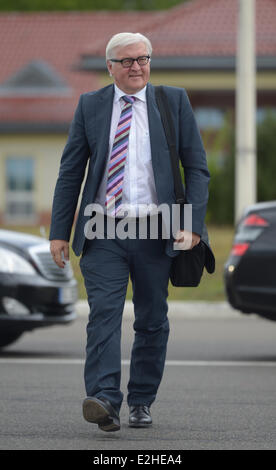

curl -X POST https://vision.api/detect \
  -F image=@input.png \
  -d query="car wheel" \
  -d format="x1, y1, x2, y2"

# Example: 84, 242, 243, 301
256, 312, 276, 322
0, 330, 24, 348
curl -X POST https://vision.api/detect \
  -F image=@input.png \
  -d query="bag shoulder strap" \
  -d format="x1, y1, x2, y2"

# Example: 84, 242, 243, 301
155, 86, 186, 204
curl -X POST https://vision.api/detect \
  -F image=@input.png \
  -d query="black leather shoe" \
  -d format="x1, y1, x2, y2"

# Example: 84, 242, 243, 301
83, 396, 120, 432
129, 405, 152, 428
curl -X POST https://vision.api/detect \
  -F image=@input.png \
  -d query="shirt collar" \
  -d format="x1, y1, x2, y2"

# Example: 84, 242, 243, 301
114, 84, 147, 103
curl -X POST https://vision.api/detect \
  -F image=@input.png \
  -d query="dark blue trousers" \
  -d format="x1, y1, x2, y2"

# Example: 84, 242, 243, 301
80, 216, 172, 412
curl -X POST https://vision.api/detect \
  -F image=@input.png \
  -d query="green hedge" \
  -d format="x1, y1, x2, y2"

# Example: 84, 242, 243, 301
203, 111, 276, 225
0, 0, 186, 11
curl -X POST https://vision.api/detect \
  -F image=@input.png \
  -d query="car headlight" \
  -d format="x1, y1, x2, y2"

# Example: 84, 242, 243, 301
0, 247, 36, 275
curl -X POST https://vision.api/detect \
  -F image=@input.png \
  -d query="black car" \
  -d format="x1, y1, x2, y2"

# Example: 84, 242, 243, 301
0, 229, 78, 348
224, 201, 276, 321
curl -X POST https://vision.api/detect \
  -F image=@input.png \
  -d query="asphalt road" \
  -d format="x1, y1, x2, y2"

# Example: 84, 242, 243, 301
0, 301, 276, 451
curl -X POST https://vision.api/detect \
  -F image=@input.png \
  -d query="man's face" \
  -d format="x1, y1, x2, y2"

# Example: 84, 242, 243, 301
107, 42, 150, 95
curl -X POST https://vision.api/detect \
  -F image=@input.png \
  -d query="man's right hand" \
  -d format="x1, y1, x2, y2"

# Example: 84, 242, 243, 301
50, 240, 69, 268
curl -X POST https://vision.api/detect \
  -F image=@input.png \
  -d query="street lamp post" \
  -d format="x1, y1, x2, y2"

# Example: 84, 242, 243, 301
235, 0, 256, 223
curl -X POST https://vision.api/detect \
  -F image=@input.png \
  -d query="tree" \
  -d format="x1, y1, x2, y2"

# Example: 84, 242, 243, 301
257, 111, 276, 202
0, 0, 187, 11
205, 110, 276, 225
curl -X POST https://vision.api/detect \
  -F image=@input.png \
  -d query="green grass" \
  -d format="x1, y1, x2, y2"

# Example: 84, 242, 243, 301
1, 224, 234, 301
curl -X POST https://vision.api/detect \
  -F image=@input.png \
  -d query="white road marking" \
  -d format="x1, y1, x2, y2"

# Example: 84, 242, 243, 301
0, 358, 275, 367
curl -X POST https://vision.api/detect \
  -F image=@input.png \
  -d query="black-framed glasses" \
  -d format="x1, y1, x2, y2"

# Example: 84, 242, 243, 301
109, 55, 151, 68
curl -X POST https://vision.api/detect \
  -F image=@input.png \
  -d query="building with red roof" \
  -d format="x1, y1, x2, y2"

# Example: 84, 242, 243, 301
0, 0, 275, 225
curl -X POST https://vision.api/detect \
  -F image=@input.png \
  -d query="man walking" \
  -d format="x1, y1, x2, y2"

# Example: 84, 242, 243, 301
50, 32, 210, 432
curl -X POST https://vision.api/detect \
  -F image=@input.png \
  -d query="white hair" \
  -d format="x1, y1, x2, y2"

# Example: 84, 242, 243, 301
106, 32, 152, 61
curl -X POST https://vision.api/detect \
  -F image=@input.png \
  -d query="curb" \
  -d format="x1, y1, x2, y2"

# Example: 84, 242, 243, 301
76, 300, 246, 319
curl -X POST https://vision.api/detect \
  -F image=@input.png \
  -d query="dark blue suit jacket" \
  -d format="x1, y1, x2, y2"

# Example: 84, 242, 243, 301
49, 83, 210, 258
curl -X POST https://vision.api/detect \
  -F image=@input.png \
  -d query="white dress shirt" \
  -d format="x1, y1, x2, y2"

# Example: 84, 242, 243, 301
94, 84, 159, 217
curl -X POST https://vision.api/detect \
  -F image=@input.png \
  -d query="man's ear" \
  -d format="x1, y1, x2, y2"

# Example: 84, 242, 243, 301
107, 61, 113, 77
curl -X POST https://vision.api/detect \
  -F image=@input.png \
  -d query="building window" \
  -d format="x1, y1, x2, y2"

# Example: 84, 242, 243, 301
195, 107, 276, 129
194, 108, 225, 130
5, 158, 35, 222
257, 108, 276, 124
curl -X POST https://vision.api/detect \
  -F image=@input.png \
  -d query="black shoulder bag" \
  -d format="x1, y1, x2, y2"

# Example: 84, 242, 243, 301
155, 86, 215, 287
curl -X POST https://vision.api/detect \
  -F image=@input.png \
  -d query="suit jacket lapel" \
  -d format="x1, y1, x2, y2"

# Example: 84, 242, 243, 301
93, 84, 114, 189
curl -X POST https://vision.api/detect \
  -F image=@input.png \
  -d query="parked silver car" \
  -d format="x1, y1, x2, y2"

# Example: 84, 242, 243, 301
0, 229, 78, 348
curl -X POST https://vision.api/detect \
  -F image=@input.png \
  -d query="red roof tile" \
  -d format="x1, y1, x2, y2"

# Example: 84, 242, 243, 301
0, 0, 275, 126
145, 0, 238, 56
81, 0, 276, 57
0, 11, 160, 125
148, 0, 276, 57
0, 97, 76, 123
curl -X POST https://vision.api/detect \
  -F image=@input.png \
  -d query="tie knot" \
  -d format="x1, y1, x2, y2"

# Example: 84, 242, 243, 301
122, 95, 135, 105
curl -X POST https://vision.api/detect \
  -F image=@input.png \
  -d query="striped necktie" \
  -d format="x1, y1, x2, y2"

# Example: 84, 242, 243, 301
105, 95, 135, 216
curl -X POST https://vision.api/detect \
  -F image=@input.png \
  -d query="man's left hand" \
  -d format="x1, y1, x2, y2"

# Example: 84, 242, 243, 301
173, 230, 200, 250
